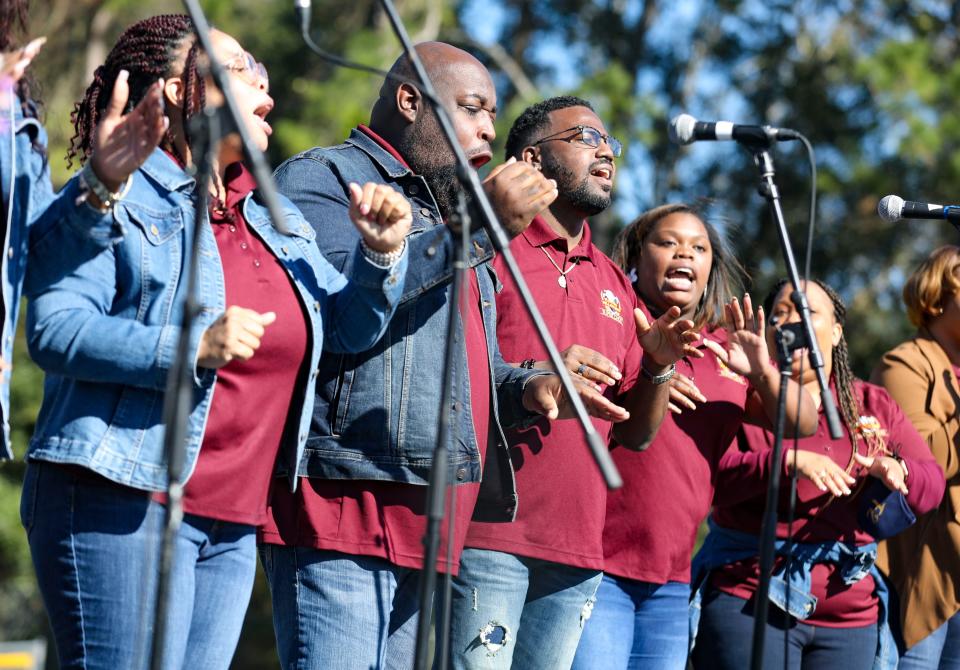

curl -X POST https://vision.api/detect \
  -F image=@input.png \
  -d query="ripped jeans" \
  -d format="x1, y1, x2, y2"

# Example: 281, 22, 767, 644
448, 548, 602, 669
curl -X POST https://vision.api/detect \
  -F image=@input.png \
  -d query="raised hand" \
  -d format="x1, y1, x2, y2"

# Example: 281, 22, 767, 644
634, 306, 701, 367
483, 157, 558, 237
89, 71, 168, 192
703, 294, 771, 382
197, 306, 276, 369
854, 451, 908, 495
348, 182, 412, 253
668, 371, 706, 414
787, 450, 856, 497
522, 373, 630, 423
0, 36, 45, 83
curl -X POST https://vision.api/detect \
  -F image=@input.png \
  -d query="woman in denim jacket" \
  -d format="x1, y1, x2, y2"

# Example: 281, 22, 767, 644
0, 0, 167, 460
21, 15, 410, 670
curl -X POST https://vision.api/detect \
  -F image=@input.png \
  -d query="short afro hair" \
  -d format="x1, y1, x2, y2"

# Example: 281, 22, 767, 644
504, 95, 594, 161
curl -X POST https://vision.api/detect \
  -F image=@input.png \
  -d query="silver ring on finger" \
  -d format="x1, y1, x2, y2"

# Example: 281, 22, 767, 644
576, 363, 587, 376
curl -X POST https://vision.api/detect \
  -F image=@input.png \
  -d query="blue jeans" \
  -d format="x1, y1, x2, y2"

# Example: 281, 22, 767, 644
899, 611, 960, 669
447, 548, 602, 669
21, 461, 256, 670
692, 587, 877, 670
571, 575, 689, 670
258, 545, 419, 669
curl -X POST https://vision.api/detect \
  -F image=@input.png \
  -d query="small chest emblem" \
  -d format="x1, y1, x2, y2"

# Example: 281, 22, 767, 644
716, 356, 748, 386
600, 289, 624, 325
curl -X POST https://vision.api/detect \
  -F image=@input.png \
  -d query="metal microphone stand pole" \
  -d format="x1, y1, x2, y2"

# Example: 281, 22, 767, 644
748, 147, 842, 670
149, 107, 216, 670
150, 2, 298, 667
749, 324, 805, 670
374, 3, 624, 669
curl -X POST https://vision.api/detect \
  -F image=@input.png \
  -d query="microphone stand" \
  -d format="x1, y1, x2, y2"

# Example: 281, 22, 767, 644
372, 2, 624, 668
747, 146, 843, 670
149, 2, 296, 667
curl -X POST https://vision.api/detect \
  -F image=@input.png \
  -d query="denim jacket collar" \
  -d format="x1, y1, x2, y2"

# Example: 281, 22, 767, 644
138, 148, 195, 193
343, 127, 412, 180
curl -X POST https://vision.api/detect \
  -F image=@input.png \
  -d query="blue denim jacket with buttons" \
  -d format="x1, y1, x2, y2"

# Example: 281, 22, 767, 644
25, 147, 407, 491
275, 128, 547, 522
689, 519, 896, 670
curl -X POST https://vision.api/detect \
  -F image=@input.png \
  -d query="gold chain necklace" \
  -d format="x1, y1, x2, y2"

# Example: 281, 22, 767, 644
540, 246, 579, 288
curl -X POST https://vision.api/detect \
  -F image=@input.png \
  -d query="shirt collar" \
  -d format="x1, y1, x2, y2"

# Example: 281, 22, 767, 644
521, 214, 596, 263
345, 126, 412, 179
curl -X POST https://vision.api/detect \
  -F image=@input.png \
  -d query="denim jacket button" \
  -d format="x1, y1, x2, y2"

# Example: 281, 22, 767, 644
455, 468, 467, 481
407, 183, 420, 196
419, 207, 430, 217
426, 245, 437, 258
150, 224, 160, 237
6, 247, 12, 259
281, 246, 289, 255
451, 401, 460, 412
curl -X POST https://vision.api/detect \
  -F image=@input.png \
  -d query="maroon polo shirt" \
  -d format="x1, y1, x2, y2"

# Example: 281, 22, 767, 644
602, 324, 750, 584
711, 381, 944, 627
463, 216, 643, 570
181, 161, 310, 526
258, 126, 492, 572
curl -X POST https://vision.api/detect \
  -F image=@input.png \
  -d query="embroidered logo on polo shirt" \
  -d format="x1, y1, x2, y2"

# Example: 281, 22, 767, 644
856, 415, 888, 440
599, 289, 624, 325
715, 357, 748, 385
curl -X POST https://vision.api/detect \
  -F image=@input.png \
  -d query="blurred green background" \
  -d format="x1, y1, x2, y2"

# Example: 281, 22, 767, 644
4, 0, 960, 666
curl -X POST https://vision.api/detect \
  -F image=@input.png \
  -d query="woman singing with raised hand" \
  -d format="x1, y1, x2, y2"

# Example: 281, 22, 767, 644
692, 279, 946, 670
22, 14, 411, 669
572, 204, 816, 670
872, 246, 960, 668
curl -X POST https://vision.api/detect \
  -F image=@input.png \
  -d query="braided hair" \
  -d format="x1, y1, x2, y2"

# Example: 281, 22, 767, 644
612, 203, 747, 331
763, 279, 868, 453
67, 14, 203, 167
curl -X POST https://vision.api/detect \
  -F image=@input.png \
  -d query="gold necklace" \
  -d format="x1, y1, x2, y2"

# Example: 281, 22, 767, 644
540, 246, 579, 288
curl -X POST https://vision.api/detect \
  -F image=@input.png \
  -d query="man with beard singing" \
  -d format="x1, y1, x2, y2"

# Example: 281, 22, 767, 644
447, 96, 699, 669
257, 47, 636, 668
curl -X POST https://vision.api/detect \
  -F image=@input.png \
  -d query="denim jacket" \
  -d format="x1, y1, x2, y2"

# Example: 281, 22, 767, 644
275, 128, 547, 522
0, 96, 56, 458
689, 520, 896, 670
25, 147, 406, 491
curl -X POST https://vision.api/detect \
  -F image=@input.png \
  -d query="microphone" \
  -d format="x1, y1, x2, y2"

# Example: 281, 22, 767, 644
877, 194, 960, 223
295, 0, 310, 34
668, 113, 800, 146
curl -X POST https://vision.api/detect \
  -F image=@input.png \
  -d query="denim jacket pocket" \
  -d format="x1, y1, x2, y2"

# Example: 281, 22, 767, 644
115, 204, 184, 246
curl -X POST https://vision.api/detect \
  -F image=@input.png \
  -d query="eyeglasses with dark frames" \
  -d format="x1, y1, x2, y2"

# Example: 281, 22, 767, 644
532, 125, 622, 157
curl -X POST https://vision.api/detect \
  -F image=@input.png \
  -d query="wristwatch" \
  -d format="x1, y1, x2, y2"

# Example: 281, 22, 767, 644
641, 360, 676, 385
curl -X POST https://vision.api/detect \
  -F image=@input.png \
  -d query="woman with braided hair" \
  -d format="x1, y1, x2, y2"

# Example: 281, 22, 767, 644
22, 14, 412, 669
571, 204, 817, 670
0, 0, 166, 462
691, 279, 946, 670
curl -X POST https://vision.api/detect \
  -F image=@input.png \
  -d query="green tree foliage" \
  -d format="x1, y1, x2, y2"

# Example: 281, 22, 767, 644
3, 1, 960, 667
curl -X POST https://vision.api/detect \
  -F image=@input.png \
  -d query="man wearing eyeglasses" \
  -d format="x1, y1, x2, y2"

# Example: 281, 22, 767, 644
447, 96, 699, 668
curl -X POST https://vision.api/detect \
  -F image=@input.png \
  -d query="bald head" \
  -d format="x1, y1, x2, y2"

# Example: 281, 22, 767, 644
376, 42, 486, 103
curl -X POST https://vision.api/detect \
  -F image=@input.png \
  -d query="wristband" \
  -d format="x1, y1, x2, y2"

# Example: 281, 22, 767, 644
641, 360, 676, 385
361, 238, 406, 268
78, 161, 131, 212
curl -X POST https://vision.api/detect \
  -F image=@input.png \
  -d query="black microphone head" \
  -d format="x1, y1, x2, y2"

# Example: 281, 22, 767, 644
877, 194, 904, 222
668, 114, 697, 145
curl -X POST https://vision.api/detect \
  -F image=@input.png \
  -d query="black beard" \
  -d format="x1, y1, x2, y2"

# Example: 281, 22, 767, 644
397, 112, 460, 220
541, 152, 611, 216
